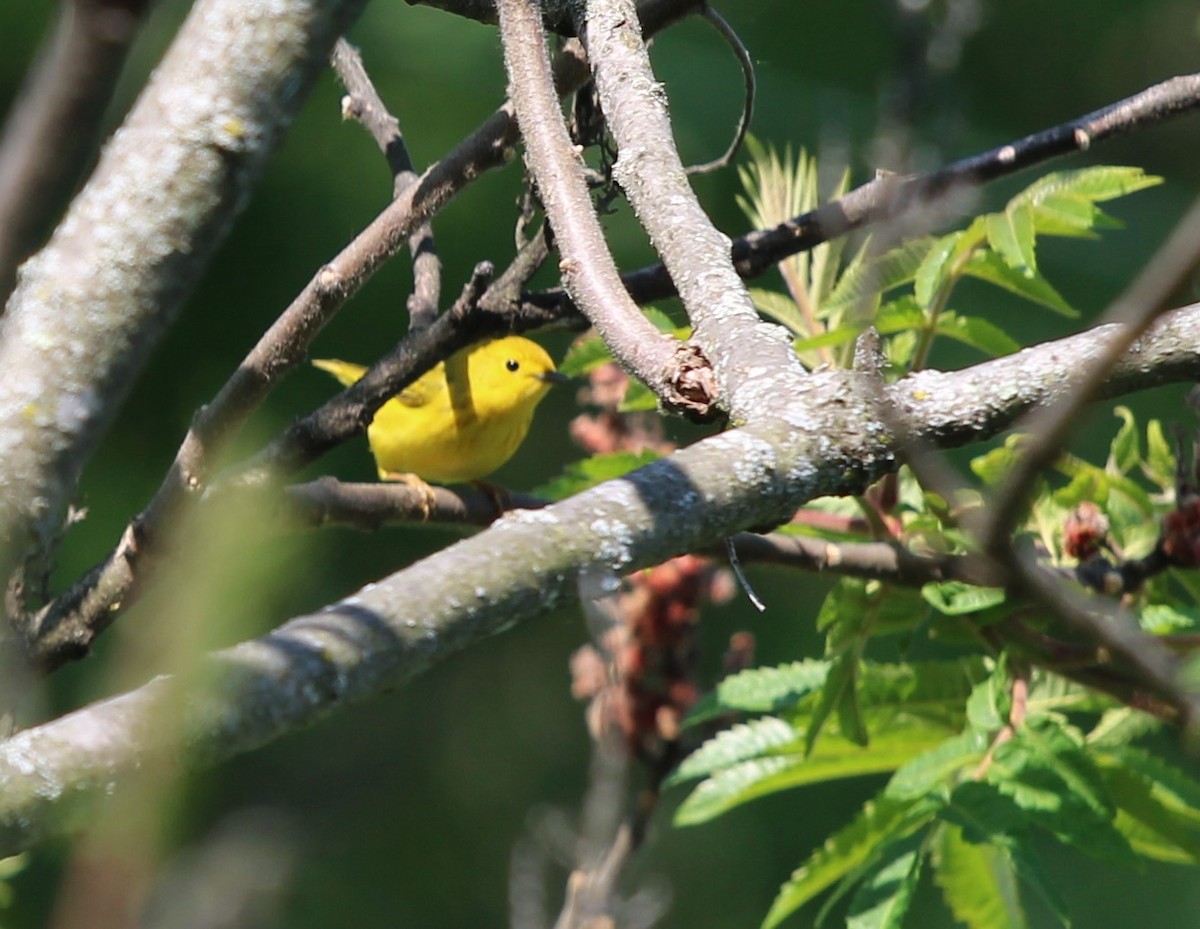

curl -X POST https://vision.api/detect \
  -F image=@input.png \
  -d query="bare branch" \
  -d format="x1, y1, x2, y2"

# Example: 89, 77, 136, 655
5, 296, 1200, 850
527, 73, 1200, 318
0, 0, 368, 642
331, 38, 442, 329
0, 0, 155, 302
497, 0, 699, 416
572, 0, 797, 419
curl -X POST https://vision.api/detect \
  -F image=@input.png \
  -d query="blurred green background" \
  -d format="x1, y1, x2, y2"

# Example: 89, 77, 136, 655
2, 1, 1200, 927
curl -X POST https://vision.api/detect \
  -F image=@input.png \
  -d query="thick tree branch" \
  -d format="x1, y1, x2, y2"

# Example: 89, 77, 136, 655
573, 0, 798, 419
0, 0, 155, 302
497, 0, 694, 414
28, 5, 705, 663
0, 0, 368, 631
3, 301, 1200, 852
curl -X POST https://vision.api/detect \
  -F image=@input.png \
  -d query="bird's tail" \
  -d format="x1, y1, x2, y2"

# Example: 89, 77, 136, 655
312, 358, 367, 387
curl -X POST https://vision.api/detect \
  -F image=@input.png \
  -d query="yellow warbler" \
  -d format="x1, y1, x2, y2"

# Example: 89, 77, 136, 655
312, 336, 565, 484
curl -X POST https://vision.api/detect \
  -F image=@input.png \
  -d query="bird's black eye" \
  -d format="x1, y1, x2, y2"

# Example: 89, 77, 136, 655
505, 359, 520, 372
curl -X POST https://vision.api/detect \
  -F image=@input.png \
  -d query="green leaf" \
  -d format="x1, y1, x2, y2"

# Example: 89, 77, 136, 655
687, 660, 831, 724
1013, 166, 1163, 212
962, 250, 1077, 317
922, 580, 1007, 615
1107, 406, 1140, 475
935, 313, 1022, 356
942, 781, 1072, 927
762, 796, 938, 929
807, 651, 864, 753
986, 205, 1037, 274
988, 718, 1137, 865
792, 325, 863, 354
875, 296, 928, 334
933, 824, 1027, 929
1100, 759, 1200, 864
676, 718, 957, 826
617, 378, 658, 412
886, 729, 989, 801
845, 834, 924, 929
532, 450, 660, 500
824, 237, 939, 316
1142, 419, 1176, 491
671, 716, 798, 783
913, 233, 960, 310
966, 665, 1011, 733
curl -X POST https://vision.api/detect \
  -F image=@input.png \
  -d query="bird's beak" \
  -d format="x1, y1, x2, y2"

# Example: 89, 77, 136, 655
539, 370, 572, 386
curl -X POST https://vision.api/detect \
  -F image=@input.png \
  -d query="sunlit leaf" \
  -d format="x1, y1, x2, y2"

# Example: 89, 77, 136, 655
1107, 406, 1140, 475
935, 313, 1022, 356
762, 796, 938, 929
933, 824, 1027, 929
886, 729, 989, 801
922, 581, 1007, 615
671, 716, 798, 783
962, 250, 1077, 316
986, 205, 1037, 275
687, 659, 832, 724
845, 834, 924, 929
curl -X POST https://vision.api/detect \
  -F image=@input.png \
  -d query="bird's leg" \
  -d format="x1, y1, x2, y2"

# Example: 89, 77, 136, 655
381, 471, 437, 522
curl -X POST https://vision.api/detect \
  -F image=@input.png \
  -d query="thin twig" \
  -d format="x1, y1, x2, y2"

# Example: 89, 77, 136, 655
527, 73, 1200, 318
684, 4, 754, 176
331, 38, 442, 328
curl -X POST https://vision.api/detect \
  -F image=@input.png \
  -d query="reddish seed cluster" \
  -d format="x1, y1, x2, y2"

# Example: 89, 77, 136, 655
1161, 496, 1200, 567
567, 353, 740, 757
570, 554, 735, 757
569, 362, 673, 456
1063, 500, 1111, 562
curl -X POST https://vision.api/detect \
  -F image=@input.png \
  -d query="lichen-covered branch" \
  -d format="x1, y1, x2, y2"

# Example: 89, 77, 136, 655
3, 301, 1200, 854
0, 0, 367, 622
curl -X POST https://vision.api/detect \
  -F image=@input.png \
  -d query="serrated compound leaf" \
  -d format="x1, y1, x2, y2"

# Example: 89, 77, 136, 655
846, 835, 924, 929
989, 721, 1137, 865
677, 722, 950, 827
986, 206, 1037, 274
875, 296, 927, 334
806, 650, 861, 754
824, 237, 939, 315
962, 251, 1077, 316
886, 729, 989, 801
532, 450, 660, 500
751, 287, 811, 336
934, 824, 1027, 929
1100, 762, 1200, 864
1143, 419, 1176, 490
922, 580, 1007, 615
792, 325, 862, 354
914, 233, 960, 309
688, 660, 832, 725
672, 716, 798, 783
762, 795, 937, 929
935, 313, 1022, 356
1012, 166, 1162, 210
1102, 745, 1200, 823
